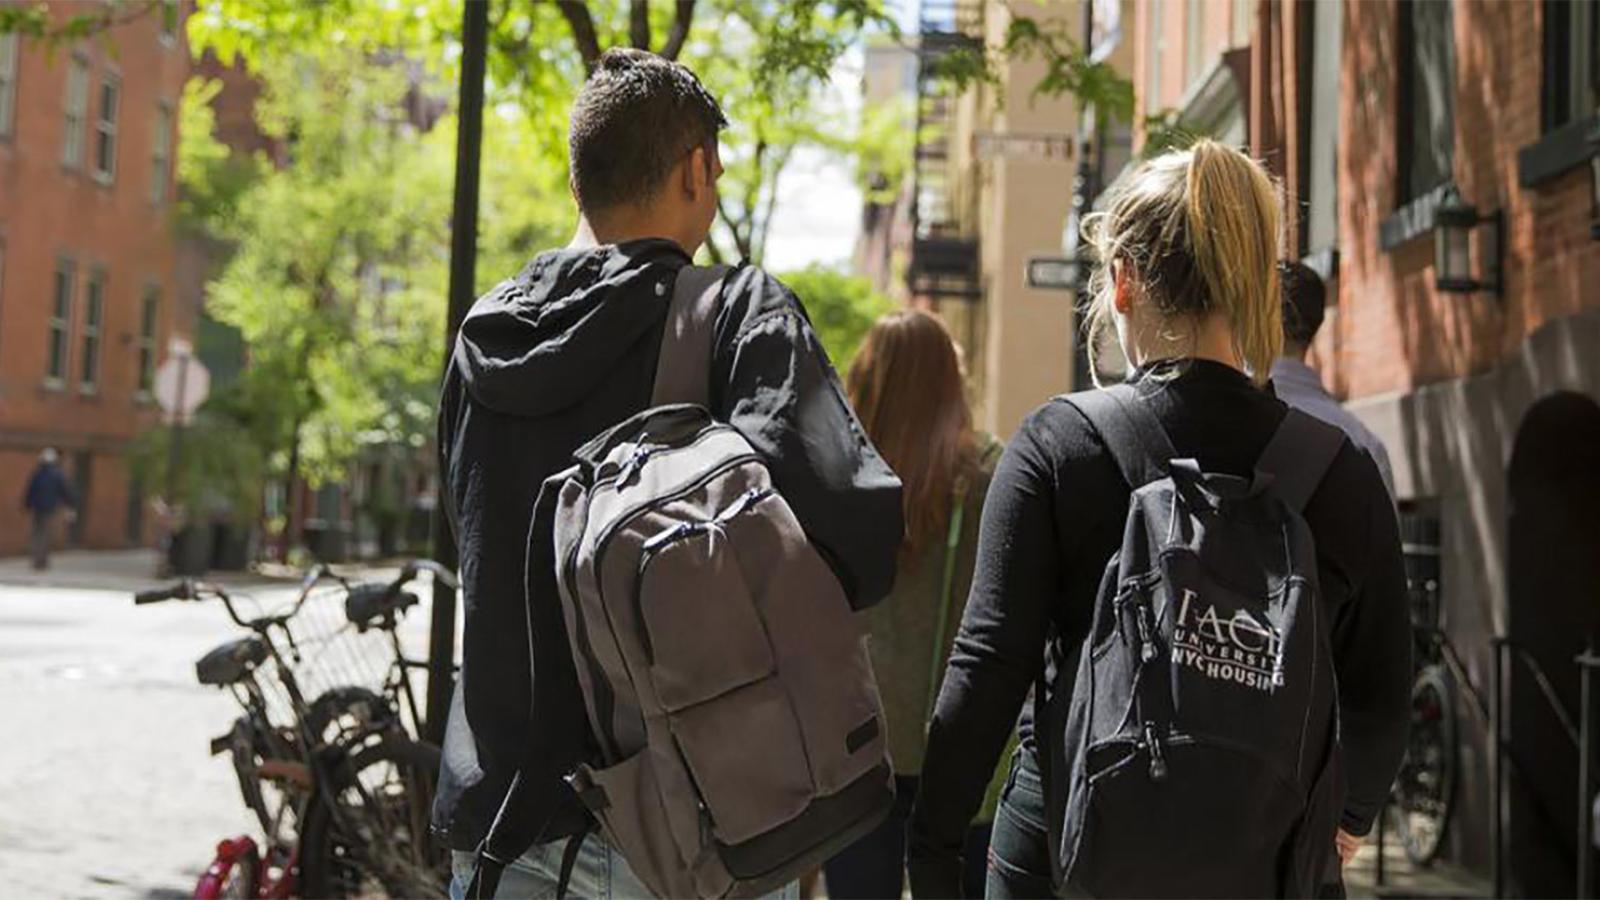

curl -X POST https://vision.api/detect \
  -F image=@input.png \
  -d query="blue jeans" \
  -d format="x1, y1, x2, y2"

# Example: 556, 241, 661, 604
450, 834, 800, 900
985, 752, 1055, 899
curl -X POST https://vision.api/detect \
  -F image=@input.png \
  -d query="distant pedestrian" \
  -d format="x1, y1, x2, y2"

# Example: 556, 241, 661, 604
826, 310, 1002, 900
22, 448, 76, 570
1272, 260, 1396, 499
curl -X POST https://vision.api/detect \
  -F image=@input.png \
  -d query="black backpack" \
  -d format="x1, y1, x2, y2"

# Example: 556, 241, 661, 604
1047, 384, 1346, 898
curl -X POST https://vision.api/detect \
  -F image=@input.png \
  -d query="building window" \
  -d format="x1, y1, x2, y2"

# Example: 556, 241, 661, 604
62, 58, 89, 169
158, 0, 180, 47
0, 33, 17, 138
1543, 0, 1600, 131
1307, 0, 1343, 251
80, 268, 105, 391
1146, 0, 1165, 114
137, 288, 159, 395
48, 260, 75, 384
1397, 0, 1456, 204
1186, 0, 1205, 85
151, 102, 172, 203
93, 75, 119, 182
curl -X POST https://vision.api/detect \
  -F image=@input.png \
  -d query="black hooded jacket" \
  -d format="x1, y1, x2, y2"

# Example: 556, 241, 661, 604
431, 239, 904, 851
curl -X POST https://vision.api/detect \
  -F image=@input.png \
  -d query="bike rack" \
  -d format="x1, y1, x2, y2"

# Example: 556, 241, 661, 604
1574, 643, 1600, 898
1490, 637, 1590, 898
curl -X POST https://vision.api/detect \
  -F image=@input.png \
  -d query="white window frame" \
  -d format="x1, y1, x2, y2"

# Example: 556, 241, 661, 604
63, 57, 89, 169
93, 74, 120, 183
1232, 0, 1252, 47
47, 258, 75, 387
1146, 0, 1165, 115
151, 101, 172, 204
0, 33, 18, 138
137, 287, 159, 398
1186, 0, 1205, 86
1307, 0, 1342, 252
80, 267, 105, 393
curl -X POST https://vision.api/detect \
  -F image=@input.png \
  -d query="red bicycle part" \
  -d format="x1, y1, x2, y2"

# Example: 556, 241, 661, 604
193, 836, 260, 899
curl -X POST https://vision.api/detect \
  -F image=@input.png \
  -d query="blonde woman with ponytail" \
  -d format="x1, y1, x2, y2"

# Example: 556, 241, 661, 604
907, 141, 1411, 898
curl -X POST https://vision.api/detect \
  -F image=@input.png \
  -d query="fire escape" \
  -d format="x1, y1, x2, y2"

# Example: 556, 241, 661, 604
908, 0, 984, 303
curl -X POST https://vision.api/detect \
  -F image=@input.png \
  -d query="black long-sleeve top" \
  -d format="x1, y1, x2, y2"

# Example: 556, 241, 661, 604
908, 360, 1411, 895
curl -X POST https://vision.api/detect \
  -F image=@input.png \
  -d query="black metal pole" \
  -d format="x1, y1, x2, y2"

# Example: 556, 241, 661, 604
1375, 789, 1387, 886
1492, 637, 1507, 898
425, 0, 489, 747
1580, 641, 1595, 899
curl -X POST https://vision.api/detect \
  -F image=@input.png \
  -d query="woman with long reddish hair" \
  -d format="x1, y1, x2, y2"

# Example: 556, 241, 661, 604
820, 310, 1002, 899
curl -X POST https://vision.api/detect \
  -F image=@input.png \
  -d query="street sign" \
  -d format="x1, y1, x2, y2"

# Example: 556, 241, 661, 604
1026, 256, 1083, 291
972, 131, 1075, 162
153, 340, 211, 424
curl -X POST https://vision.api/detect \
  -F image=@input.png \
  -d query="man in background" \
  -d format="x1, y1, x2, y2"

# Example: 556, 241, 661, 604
1272, 261, 1396, 499
22, 448, 77, 570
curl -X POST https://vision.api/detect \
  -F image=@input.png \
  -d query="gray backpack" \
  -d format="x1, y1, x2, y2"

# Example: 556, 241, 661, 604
504, 265, 894, 898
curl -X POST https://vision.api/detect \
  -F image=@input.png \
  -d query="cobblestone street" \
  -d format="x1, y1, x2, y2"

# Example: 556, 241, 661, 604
0, 551, 437, 898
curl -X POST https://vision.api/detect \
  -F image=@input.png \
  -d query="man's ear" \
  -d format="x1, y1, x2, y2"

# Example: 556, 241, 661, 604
683, 146, 708, 201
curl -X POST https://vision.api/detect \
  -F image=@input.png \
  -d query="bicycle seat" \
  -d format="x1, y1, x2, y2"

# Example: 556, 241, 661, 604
344, 582, 419, 631
196, 636, 269, 686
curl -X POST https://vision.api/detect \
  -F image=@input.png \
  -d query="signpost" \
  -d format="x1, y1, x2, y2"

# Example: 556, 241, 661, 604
153, 338, 211, 507
426, 0, 490, 746
1025, 256, 1083, 291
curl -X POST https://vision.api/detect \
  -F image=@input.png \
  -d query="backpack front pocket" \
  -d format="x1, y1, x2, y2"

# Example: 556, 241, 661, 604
670, 675, 814, 845
637, 514, 777, 712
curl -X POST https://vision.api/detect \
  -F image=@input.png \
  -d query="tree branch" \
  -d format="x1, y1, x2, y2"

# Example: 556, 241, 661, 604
716, 194, 753, 261
555, 2, 603, 73
629, 0, 651, 50
659, 0, 696, 60
752, 146, 793, 265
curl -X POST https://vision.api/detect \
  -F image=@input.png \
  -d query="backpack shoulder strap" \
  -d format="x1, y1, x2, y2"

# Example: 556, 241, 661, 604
652, 263, 732, 408
1059, 383, 1178, 491
1256, 407, 1347, 513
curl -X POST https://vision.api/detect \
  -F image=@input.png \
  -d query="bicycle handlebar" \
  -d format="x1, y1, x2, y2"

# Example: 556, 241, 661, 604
393, 558, 458, 592
134, 581, 192, 604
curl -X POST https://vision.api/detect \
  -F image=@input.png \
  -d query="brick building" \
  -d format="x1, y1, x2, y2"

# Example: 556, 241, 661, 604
0, 5, 191, 556
1131, 0, 1600, 891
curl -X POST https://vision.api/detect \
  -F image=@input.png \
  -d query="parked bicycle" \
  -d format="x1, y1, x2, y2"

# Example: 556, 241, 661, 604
1386, 520, 1460, 867
136, 560, 457, 898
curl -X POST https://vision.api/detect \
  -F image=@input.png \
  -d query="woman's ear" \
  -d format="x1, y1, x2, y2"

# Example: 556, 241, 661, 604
1112, 260, 1135, 315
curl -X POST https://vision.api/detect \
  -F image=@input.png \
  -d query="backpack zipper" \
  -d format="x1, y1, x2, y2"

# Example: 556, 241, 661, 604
577, 451, 766, 753
561, 425, 747, 763
632, 486, 776, 663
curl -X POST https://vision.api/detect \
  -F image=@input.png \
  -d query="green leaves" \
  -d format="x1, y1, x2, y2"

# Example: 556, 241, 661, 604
779, 265, 894, 369
925, 10, 1136, 126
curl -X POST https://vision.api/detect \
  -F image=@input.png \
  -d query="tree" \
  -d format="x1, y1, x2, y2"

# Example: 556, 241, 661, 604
185, 0, 898, 266
778, 265, 894, 370
183, 49, 570, 546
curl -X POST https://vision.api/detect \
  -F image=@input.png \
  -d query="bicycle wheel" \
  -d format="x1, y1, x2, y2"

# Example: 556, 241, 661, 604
298, 733, 447, 898
223, 716, 307, 845
1392, 664, 1459, 866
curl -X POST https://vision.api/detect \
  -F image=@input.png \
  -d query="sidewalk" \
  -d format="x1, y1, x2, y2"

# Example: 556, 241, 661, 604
1345, 838, 1492, 898
0, 548, 298, 592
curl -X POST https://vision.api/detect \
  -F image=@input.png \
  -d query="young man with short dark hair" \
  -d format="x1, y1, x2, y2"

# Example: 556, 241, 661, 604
1272, 261, 1395, 499
434, 49, 904, 898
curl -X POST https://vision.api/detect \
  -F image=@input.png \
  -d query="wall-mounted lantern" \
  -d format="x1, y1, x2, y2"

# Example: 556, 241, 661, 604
1433, 185, 1503, 295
